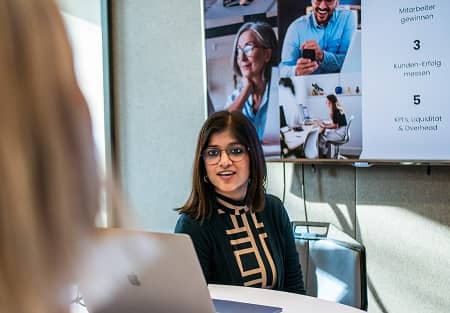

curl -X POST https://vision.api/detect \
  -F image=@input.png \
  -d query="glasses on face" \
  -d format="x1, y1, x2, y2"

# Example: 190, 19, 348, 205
202, 144, 248, 165
312, 0, 336, 5
236, 44, 260, 58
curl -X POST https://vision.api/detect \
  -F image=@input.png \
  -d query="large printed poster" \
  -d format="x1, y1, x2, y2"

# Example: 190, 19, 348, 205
203, 0, 450, 161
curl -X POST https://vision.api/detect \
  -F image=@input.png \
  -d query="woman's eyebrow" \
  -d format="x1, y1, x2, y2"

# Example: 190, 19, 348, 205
237, 41, 257, 48
206, 142, 241, 148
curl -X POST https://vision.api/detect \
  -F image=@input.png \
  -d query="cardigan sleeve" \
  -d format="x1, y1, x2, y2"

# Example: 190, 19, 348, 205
268, 195, 306, 294
174, 214, 213, 282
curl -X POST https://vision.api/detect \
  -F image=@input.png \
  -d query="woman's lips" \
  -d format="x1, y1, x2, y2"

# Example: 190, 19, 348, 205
217, 170, 235, 180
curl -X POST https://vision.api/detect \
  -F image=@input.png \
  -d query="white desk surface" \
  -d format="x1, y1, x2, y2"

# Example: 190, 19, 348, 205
283, 124, 318, 151
208, 284, 364, 313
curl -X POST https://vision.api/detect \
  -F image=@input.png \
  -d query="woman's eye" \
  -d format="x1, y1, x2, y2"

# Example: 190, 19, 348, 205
207, 149, 219, 157
244, 46, 253, 53
230, 147, 243, 155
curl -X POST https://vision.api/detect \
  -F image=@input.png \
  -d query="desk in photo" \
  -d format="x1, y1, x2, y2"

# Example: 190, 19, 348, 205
281, 124, 319, 157
209, 284, 365, 313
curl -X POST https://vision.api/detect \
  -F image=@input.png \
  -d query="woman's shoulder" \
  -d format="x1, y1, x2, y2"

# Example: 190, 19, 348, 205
262, 194, 292, 227
174, 213, 218, 247
175, 213, 202, 232
176, 212, 196, 223
263, 194, 285, 214
175, 212, 215, 233
265, 193, 282, 203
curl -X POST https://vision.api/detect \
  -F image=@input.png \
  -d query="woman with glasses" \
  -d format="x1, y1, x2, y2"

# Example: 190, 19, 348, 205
175, 111, 305, 294
224, 22, 278, 144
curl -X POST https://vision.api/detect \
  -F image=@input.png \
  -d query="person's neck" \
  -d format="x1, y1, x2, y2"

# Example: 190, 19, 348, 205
215, 192, 246, 205
250, 76, 266, 95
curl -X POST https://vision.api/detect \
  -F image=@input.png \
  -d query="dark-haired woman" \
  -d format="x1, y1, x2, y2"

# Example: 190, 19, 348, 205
318, 94, 347, 158
175, 111, 305, 294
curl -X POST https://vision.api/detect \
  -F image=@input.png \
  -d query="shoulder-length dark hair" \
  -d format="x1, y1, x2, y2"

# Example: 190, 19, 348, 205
231, 21, 278, 83
178, 111, 266, 220
326, 94, 345, 114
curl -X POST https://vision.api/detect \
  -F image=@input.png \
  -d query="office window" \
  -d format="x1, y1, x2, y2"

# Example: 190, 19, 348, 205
62, 10, 107, 226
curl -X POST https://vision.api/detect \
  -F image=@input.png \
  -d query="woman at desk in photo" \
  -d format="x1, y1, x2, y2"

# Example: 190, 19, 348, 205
318, 94, 347, 157
175, 111, 305, 294
224, 22, 277, 142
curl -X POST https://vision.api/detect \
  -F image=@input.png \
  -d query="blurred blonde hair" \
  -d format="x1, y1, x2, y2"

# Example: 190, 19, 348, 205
0, 0, 100, 312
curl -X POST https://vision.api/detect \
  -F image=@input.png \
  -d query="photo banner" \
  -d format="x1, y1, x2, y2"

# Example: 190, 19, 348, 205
203, 0, 450, 162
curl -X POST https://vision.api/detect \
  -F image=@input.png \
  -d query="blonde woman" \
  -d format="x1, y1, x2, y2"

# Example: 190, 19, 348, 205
0, 1, 101, 313
318, 94, 348, 157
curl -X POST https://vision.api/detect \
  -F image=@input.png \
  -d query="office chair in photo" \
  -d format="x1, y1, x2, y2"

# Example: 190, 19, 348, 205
303, 128, 320, 159
327, 115, 354, 159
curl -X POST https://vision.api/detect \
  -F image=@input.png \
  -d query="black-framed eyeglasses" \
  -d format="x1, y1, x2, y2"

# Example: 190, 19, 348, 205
236, 44, 261, 58
202, 144, 249, 165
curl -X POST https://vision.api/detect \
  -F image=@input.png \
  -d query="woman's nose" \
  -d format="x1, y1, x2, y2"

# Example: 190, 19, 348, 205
218, 150, 232, 166
239, 52, 249, 61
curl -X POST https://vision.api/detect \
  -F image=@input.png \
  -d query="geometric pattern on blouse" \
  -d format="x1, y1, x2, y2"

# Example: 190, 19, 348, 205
217, 197, 277, 289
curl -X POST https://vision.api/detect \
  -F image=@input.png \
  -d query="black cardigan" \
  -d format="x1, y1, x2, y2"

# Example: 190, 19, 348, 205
175, 194, 305, 294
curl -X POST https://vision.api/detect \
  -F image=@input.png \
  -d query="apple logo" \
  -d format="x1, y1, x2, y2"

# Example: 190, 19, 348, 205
127, 272, 141, 286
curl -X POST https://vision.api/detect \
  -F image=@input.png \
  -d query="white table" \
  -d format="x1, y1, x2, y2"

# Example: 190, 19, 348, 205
208, 284, 364, 313
282, 124, 319, 151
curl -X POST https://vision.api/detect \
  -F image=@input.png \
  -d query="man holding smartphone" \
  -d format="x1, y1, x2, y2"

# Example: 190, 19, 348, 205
279, 0, 357, 77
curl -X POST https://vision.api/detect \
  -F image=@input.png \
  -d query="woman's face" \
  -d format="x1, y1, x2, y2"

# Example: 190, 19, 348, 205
326, 99, 332, 108
236, 30, 271, 78
203, 129, 250, 200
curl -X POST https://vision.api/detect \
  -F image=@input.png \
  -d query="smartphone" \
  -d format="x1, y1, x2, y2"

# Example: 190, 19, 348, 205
302, 49, 316, 61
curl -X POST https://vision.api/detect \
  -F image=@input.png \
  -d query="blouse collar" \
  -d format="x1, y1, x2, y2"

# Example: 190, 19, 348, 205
215, 193, 249, 215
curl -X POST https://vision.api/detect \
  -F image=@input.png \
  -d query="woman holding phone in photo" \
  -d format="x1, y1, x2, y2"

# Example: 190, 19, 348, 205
318, 94, 347, 157
224, 22, 277, 142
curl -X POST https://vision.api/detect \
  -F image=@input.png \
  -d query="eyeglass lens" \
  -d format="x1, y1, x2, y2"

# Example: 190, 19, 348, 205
237, 44, 256, 58
203, 144, 247, 165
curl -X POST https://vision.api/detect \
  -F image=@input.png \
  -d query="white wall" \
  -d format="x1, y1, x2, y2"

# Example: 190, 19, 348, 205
58, 0, 100, 25
112, 0, 206, 232
58, 0, 108, 226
